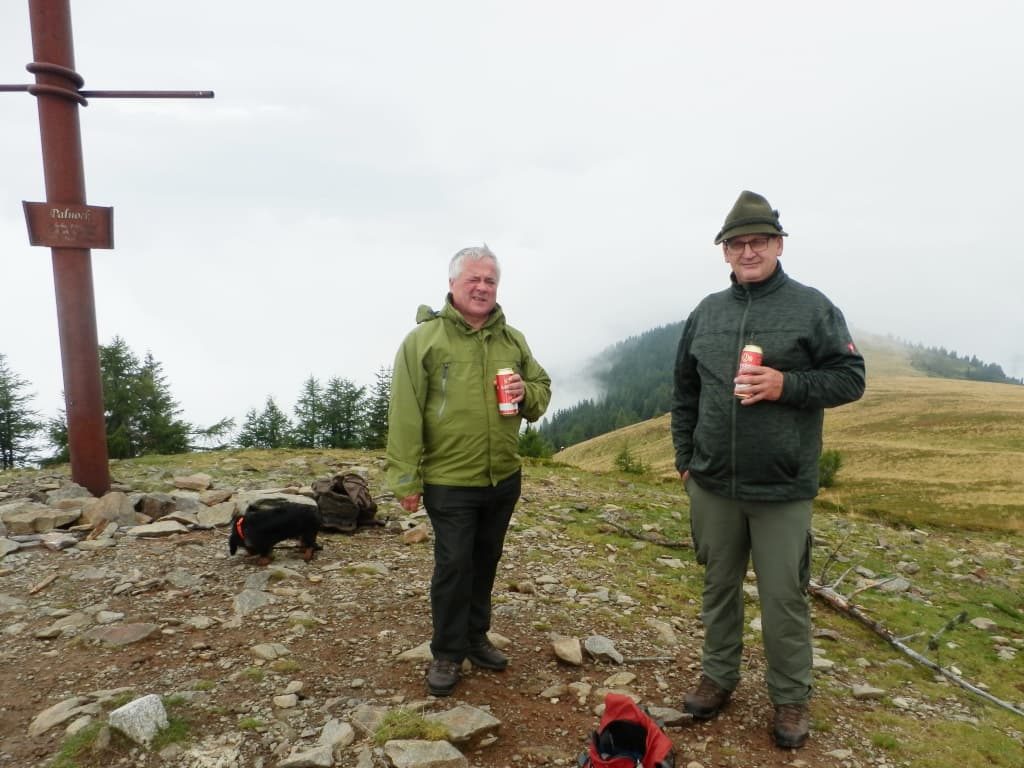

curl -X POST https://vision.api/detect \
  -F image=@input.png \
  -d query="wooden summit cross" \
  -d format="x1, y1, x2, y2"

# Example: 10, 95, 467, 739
1, 0, 212, 496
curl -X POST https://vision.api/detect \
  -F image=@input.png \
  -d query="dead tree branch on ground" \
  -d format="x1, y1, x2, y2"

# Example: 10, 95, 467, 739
808, 580, 1024, 718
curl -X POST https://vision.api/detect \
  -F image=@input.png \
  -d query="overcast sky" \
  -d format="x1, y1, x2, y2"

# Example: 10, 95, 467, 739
2, 1, 1022, 436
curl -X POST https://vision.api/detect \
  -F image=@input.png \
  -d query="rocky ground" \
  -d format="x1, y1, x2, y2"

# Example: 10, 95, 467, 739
0, 452, 1019, 768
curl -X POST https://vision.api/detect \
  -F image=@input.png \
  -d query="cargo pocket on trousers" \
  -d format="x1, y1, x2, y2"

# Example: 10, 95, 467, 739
687, 480, 706, 566
799, 530, 812, 593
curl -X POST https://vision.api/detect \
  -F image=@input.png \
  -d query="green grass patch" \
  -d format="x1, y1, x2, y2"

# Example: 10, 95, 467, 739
373, 709, 449, 745
50, 722, 105, 768
150, 715, 191, 751
870, 732, 900, 751
241, 666, 265, 682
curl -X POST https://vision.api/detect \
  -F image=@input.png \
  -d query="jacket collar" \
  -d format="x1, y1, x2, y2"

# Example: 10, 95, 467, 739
439, 294, 506, 332
729, 262, 788, 300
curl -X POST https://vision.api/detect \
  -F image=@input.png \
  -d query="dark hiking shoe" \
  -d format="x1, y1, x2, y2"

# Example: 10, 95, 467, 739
426, 659, 461, 696
467, 641, 508, 670
773, 703, 810, 749
683, 675, 732, 720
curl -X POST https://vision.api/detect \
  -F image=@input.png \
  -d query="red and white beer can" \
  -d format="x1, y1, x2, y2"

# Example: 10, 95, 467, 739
495, 368, 519, 416
734, 344, 763, 399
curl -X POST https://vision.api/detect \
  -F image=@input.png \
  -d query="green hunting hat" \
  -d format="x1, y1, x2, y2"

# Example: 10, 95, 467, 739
714, 190, 788, 244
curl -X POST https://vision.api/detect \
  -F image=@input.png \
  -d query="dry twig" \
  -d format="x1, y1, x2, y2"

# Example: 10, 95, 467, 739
808, 580, 1024, 718
28, 573, 59, 594
602, 520, 691, 549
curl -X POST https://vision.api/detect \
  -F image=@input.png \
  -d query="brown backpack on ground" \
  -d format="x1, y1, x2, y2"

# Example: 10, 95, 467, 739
312, 472, 379, 533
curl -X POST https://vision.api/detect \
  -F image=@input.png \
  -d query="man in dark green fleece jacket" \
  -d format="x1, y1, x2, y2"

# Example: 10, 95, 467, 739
671, 191, 865, 749
387, 245, 551, 697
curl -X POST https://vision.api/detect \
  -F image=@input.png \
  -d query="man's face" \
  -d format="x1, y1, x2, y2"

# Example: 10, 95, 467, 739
450, 257, 498, 326
723, 234, 783, 285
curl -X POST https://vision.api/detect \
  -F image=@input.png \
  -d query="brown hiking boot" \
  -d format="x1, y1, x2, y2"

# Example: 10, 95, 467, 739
467, 640, 508, 670
425, 659, 461, 696
683, 675, 732, 720
773, 703, 810, 749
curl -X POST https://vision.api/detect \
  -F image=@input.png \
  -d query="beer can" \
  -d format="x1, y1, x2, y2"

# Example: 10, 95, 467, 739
495, 368, 519, 416
734, 344, 763, 399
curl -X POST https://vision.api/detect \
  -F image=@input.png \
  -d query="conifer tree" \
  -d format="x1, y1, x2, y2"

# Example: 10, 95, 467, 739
0, 353, 43, 469
363, 366, 392, 449
236, 396, 293, 449
136, 352, 190, 455
47, 337, 202, 460
322, 377, 366, 448
292, 375, 325, 448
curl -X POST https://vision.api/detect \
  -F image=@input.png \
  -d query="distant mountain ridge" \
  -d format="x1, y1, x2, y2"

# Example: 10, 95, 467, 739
552, 352, 1024, 533
538, 326, 1019, 450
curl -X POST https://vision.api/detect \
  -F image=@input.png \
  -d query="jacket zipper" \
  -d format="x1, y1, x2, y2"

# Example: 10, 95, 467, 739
437, 363, 449, 419
731, 288, 753, 497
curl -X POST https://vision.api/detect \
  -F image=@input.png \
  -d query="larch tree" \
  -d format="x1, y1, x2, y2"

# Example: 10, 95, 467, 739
0, 353, 43, 470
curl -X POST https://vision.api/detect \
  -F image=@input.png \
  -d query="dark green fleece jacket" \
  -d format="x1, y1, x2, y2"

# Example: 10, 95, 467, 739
671, 264, 865, 501
386, 297, 551, 500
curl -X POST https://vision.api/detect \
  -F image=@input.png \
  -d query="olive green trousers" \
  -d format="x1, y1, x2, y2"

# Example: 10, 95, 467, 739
687, 477, 813, 705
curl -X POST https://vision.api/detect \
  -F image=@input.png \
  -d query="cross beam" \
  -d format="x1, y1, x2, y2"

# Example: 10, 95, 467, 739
2, 0, 212, 496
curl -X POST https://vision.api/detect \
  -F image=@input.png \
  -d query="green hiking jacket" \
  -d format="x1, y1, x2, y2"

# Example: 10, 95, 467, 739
670, 264, 865, 501
386, 297, 551, 499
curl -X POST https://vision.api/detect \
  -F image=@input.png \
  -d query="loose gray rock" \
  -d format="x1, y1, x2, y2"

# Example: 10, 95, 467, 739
82, 492, 137, 528
251, 642, 291, 660
383, 739, 468, 768
584, 635, 624, 664
108, 693, 168, 745
551, 635, 583, 666
126, 520, 190, 538
0, 538, 19, 558
198, 501, 235, 527
425, 704, 501, 745
350, 703, 389, 736
28, 696, 90, 737
319, 718, 355, 749
278, 744, 334, 767
852, 684, 886, 700
45, 483, 93, 504
0, 502, 79, 534
81, 622, 159, 647
174, 473, 213, 491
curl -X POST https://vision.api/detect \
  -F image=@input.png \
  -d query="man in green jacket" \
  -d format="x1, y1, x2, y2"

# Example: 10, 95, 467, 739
671, 191, 865, 748
386, 244, 551, 697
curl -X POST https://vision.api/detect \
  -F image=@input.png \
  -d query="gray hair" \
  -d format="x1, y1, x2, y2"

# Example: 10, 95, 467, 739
449, 244, 501, 282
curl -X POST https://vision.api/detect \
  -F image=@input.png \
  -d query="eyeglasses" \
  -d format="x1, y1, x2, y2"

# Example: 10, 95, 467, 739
724, 236, 775, 256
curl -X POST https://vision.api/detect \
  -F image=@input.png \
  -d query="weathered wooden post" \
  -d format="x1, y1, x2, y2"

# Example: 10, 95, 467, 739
1, 0, 212, 496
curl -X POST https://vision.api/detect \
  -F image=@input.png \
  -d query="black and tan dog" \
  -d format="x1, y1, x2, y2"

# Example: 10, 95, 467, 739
228, 498, 322, 566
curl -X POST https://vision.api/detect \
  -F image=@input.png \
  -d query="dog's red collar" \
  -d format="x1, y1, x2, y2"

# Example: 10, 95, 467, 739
234, 516, 245, 539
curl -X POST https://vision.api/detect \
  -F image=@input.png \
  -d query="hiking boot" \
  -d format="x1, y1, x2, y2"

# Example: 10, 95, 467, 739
426, 659, 461, 696
683, 675, 732, 720
467, 641, 508, 670
773, 703, 810, 749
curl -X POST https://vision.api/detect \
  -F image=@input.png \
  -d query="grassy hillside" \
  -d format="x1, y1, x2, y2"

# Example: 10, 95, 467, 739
555, 334, 1024, 533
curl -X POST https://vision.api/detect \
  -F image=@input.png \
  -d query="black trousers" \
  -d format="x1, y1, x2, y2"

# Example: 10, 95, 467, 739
423, 470, 521, 661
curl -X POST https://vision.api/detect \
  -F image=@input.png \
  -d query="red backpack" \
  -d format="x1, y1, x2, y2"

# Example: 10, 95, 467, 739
581, 693, 675, 768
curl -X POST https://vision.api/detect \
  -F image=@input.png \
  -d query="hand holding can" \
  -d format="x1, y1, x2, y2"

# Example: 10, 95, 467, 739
734, 344, 762, 399
495, 368, 519, 415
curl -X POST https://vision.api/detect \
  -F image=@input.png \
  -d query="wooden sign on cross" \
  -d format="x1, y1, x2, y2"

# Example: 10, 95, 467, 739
0, 0, 213, 496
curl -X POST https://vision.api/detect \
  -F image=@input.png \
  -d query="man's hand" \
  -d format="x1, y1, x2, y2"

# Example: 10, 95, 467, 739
400, 494, 421, 512
734, 364, 784, 404
680, 469, 689, 487
503, 372, 527, 403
